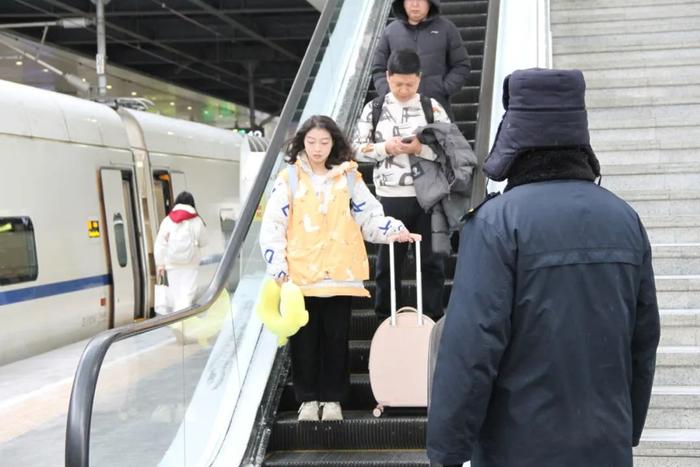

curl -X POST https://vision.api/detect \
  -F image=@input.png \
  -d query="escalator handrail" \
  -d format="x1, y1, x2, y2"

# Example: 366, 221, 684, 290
470, 0, 501, 207
64, 1, 340, 465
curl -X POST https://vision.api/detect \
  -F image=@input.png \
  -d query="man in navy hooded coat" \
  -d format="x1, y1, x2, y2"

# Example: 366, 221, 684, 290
427, 69, 660, 467
371, 0, 470, 116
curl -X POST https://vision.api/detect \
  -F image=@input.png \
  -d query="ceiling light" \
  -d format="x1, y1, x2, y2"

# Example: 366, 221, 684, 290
131, 91, 137, 96
42, 68, 49, 73
187, 106, 192, 110
106, 84, 112, 90
15, 60, 23, 66
169, 102, 175, 106
81, 78, 86, 82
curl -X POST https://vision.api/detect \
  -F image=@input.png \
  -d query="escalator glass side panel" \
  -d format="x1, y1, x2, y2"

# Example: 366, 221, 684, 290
83, 1, 397, 465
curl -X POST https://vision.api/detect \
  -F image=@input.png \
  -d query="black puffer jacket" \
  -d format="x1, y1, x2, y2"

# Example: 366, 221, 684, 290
427, 152, 660, 467
371, 0, 470, 112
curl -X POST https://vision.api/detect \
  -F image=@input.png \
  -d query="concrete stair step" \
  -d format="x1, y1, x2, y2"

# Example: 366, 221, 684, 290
583, 65, 700, 89
552, 15, 700, 37
652, 244, 700, 276
617, 189, 700, 217
554, 29, 700, 55
599, 163, 700, 192
655, 346, 700, 385
644, 216, 700, 244
552, 0, 700, 11
554, 47, 700, 71
589, 104, 700, 130
634, 428, 700, 465
661, 309, 700, 346
590, 125, 700, 152
595, 148, 700, 166
587, 85, 700, 109
551, 3, 700, 24
646, 386, 700, 429
656, 275, 700, 309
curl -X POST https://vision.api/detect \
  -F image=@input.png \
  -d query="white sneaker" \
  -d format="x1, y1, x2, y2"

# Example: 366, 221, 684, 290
320, 402, 343, 421
298, 401, 319, 421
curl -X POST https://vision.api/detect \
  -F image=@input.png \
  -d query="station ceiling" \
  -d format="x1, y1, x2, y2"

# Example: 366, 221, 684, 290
0, 0, 320, 115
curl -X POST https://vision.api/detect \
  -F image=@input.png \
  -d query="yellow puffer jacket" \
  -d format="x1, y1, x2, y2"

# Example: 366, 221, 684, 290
260, 156, 405, 297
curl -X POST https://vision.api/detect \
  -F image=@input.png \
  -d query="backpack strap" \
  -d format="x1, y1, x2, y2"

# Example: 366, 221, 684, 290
372, 94, 433, 144
370, 95, 385, 143
346, 170, 355, 200
420, 94, 434, 124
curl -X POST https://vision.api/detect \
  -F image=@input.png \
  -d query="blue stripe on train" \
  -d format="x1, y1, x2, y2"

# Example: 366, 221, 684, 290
0, 254, 223, 306
0, 274, 112, 306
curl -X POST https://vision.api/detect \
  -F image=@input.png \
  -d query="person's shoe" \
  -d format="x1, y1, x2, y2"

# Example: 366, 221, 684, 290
320, 402, 343, 421
298, 401, 319, 421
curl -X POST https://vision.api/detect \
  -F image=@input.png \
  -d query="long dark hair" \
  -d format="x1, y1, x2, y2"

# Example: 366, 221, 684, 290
284, 115, 354, 168
174, 191, 196, 209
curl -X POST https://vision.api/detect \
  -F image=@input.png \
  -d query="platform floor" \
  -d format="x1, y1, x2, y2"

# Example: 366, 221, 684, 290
0, 328, 180, 466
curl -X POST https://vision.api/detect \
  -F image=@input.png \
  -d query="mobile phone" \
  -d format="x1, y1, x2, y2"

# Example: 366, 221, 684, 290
401, 136, 415, 143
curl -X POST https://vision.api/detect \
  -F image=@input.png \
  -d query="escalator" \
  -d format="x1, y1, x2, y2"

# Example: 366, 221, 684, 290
259, 1, 496, 466
64, 1, 497, 466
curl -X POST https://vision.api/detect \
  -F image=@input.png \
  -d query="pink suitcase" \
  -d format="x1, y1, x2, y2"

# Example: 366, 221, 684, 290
368, 239, 435, 417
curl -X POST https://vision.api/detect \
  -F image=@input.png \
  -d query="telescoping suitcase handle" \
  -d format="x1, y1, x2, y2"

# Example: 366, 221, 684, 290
389, 237, 426, 327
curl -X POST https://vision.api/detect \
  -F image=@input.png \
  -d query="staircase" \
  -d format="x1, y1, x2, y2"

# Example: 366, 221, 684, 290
551, 0, 700, 465
262, 1, 489, 465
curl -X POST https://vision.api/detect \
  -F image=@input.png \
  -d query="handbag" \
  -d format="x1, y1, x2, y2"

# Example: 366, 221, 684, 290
154, 272, 172, 316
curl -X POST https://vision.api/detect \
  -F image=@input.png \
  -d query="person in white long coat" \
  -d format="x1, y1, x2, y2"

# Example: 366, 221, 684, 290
154, 191, 208, 311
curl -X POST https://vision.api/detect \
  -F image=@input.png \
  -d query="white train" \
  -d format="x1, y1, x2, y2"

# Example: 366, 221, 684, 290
0, 79, 254, 365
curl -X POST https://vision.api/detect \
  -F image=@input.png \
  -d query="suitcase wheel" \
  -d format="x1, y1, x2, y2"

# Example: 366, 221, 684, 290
373, 405, 384, 418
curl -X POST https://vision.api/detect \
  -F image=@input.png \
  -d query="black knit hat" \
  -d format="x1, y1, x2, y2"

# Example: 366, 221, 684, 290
483, 68, 599, 181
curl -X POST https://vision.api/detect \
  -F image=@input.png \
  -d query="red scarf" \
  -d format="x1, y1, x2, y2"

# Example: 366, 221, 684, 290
168, 208, 198, 223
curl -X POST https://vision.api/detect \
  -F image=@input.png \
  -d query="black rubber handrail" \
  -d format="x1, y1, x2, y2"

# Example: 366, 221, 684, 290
470, 0, 501, 207
64, 1, 340, 465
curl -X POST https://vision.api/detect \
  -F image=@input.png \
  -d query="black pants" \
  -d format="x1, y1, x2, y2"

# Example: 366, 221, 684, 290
375, 196, 446, 319
289, 295, 352, 403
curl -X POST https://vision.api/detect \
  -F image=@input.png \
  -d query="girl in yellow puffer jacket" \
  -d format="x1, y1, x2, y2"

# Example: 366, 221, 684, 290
260, 115, 416, 422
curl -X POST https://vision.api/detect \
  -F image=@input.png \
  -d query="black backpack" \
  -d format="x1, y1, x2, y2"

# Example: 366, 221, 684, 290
370, 94, 434, 143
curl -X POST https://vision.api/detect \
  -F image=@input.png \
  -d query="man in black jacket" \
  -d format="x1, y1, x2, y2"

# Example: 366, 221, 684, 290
372, 0, 470, 117
427, 69, 660, 467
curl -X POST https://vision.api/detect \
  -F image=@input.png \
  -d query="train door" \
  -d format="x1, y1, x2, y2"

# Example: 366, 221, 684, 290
100, 169, 140, 327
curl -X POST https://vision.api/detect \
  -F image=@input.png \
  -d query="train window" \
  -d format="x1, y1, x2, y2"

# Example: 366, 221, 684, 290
0, 217, 38, 285
113, 213, 128, 267
220, 208, 236, 241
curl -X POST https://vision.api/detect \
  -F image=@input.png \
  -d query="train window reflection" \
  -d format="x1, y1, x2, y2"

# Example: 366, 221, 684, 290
113, 213, 128, 267
0, 217, 38, 285
220, 208, 236, 241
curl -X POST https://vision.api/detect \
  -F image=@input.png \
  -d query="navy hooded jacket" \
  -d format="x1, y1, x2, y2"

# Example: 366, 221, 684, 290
371, 0, 471, 112
426, 178, 660, 467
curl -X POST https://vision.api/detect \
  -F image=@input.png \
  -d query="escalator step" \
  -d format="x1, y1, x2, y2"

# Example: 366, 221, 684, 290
350, 309, 381, 341
451, 13, 488, 28
269, 411, 428, 450
441, 0, 488, 16
352, 280, 454, 310
280, 374, 375, 411
453, 85, 481, 103
264, 449, 429, 466
460, 26, 486, 42
368, 252, 458, 280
